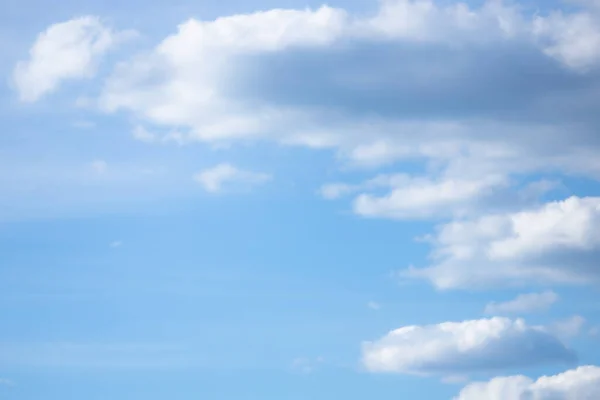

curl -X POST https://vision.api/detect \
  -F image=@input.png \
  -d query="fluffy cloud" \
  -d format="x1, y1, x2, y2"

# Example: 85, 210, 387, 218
455, 366, 600, 400
94, 1, 600, 182
193, 163, 271, 193
405, 196, 600, 289
12, 17, 132, 102
484, 291, 559, 315
362, 317, 576, 375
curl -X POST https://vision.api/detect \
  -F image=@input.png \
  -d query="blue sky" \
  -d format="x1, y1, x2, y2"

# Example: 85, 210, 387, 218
2, 0, 600, 399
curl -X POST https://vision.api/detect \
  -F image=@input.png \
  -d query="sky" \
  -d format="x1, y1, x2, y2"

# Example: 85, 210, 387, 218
2, 0, 600, 398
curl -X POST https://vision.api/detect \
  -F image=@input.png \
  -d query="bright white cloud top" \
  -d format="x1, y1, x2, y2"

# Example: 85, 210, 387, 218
362, 318, 576, 375
455, 366, 600, 400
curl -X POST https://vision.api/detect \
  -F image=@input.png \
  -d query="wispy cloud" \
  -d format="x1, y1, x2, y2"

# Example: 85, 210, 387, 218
484, 291, 559, 315
193, 163, 271, 194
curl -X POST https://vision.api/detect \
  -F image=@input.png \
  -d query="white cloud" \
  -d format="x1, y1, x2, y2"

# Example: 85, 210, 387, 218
405, 196, 600, 289
321, 173, 520, 219
96, 1, 600, 182
291, 356, 325, 374
110, 241, 123, 248
532, 11, 600, 71
353, 174, 508, 220
362, 317, 576, 375
322, 173, 560, 221
367, 301, 382, 310
193, 163, 271, 193
99, 6, 347, 141
484, 291, 559, 315
13, 17, 132, 102
455, 366, 600, 400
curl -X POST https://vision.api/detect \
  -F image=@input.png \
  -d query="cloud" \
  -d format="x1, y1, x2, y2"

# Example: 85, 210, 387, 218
322, 173, 560, 220
12, 17, 133, 102
455, 365, 600, 400
361, 317, 576, 375
532, 10, 600, 71
110, 241, 123, 248
193, 163, 271, 193
94, 1, 600, 183
131, 125, 187, 145
551, 316, 587, 339
132, 125, 157, 143
90, 160, 108, 175
367, 301, 382, 310
0, 378, 13, 387
484, 291, 559, 315
405, 196, 600, 289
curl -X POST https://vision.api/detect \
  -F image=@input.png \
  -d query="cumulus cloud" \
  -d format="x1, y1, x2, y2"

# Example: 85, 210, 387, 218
405, 196, 600, 289
193, 163, 271, 193
455, 366, 600, 400
94, 1, 600, 183
484, 291, 559, 315
12, 17, 132, 102
362, 317, 576, 375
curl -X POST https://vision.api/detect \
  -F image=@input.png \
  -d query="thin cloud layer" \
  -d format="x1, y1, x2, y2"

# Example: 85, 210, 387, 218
484, 291, 559, 315
405, 196, 600, 289
362, 317, 576, 375
455, 366, 600, 400
193, 163, 271, 194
